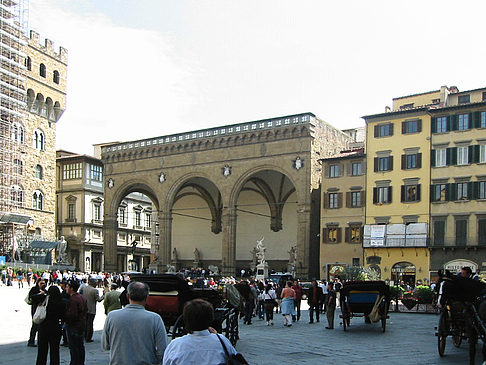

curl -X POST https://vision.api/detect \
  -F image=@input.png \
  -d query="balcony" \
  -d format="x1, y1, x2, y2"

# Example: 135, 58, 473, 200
363, 223, 428, 248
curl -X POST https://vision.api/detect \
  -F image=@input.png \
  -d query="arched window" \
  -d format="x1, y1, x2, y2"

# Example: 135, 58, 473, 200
33, 129, 45, 150
35, 165, 43, 179
25, 56, 31, 71
33, 190, 44, 210
14, 159, 23, 175
11, 122, 25, 143
53, 70, 60, 84
11, 185, 23, 206
39, 63, 46, 78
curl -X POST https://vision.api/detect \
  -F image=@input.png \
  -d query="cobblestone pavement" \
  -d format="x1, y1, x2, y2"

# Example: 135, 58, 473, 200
0, 285, 483, 364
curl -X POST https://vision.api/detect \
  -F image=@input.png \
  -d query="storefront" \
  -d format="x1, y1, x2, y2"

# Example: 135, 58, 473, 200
391, 261, 416, 286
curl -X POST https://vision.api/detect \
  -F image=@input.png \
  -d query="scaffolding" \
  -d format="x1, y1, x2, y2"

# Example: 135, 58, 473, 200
0, 0, 28, 258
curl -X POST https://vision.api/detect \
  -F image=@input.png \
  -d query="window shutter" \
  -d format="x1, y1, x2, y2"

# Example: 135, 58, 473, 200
345, 227, 351, 243
346, 163, 352, 176
430, 185, 435, 202
388, 156, 393, 171
473, 181, 480, 200
417, 119, 422, 132
361, 190, 366, 206
451, 115, 458, 131
431, 149, 436, 167
337, 193, 343, 208
360, 226, 364, 243
417, 153, 422, 168
401, 185, 405, 202
324, 165, 329, 178
469, 145, 474, 164
474, 145, 480, 163
337, 228, 342, 243
446, 116, 452, 131
450, 183, 457, 201
468, 113, 473, 129
401, 154, 406, 170
373, 187, 377, 204
474, 111, 481, 128
417, 184, 421, 201
374, 157, 378, 172
431, 117, 437, 133
445, 184, 450, 201
402, 121, 406, 134
322, 228, 328, 243
388, 186, 393, 203
346, 192, 351, 208
324, 193, 329, 209
468, 182, 473, 200
340, 164, 345, 177
374, 125, 379, 137
389, 123, 394, 136
451, 147, 458, 165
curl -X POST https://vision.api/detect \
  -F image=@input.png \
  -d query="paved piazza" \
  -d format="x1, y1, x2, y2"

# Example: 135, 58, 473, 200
0, 285, 482, 364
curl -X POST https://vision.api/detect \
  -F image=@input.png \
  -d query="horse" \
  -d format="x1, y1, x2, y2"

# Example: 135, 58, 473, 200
437, 270, 486, 365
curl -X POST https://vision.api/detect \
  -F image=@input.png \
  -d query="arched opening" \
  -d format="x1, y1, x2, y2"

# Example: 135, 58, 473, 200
391, 261, 416, 286
234, 169, 297, 274
39, 63, 46, 78
170, 177, 223, 270
53, 70, 60, 84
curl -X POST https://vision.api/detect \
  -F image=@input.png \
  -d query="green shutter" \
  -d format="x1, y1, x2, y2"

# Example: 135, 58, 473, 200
431, 149, 436, 167
474, 111, 481, 128
431, 117, 437, 133
469, 113, 473, 129
401, 185, 405, 202
430, 184, 435, 202
416, 184, 421, 201
469, 145, 474, 164
473, 181, 480, 200
450, 183, 457, 201
451, 147, 457, 165
451, 115, 458, 131
445, 184, 450, 201
474, 145, 480, 163
446, 116, 452, 131
468, 182, 473, 200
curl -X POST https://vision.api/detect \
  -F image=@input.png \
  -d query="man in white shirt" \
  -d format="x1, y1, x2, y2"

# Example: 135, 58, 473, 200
319, 280, 328, 313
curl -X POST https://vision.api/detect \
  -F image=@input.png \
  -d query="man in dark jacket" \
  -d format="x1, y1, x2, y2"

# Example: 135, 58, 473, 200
326, 282, 337, 329
307, 280, 322, 324
292, 281, 303, 321
65, 280, 88, 365
28, 278, 46, 346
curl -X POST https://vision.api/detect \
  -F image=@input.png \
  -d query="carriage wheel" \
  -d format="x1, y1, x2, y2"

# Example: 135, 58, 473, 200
452, 334, 462, 348
226, 311, 239, 346
172, 314, 186, 340
438, 312, 447, 356
381, 316, 386, 332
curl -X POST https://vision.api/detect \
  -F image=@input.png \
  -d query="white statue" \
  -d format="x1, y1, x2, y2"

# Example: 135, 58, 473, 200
288, 245, 296, 266
255, 237, 266, 264
166, 264, 176, 273
57, 236, 68, 263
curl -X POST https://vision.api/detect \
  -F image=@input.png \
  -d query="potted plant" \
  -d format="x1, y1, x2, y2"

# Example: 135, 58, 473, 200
401, 291, 418, 310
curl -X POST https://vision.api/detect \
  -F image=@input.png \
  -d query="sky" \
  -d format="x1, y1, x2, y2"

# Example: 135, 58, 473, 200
28, 0, 486, 156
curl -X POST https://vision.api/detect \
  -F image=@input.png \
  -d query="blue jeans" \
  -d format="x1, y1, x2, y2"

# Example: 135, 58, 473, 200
66, 326, 85, 365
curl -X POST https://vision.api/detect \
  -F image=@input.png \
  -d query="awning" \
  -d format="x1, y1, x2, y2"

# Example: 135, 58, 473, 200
0, 213, 31, 224
30, 240, 59, 250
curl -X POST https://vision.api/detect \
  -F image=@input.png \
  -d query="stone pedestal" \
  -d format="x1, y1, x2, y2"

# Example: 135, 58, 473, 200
192, 261, 201, 269
255, 262, 268, 281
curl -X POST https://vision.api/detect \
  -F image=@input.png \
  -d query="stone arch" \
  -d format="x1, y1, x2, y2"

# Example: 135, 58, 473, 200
108, 179, 160, 216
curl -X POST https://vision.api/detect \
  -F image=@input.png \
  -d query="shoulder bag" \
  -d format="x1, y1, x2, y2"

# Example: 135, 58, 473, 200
33, 295, 49, 324
216, 334, 249, 365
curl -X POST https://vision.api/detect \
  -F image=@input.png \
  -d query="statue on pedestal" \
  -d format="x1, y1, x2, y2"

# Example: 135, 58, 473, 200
255, 237, 266, 264
249, 247, 257, 271
287, 245, 297, 274
172, 247, 179, 262
57, 236, 68, 263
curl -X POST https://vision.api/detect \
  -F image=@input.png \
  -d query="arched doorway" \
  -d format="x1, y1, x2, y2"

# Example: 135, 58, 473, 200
391, 261, 416, 286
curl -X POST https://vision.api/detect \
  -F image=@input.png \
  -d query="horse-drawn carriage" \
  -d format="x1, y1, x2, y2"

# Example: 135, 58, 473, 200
435, 273, 486, 364
130, 274, 241, 345
339, 280, 391, 332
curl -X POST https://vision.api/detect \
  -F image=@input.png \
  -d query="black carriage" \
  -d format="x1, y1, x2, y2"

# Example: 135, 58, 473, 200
436, 301, 467, 356
130, 274, 240, 346
339, 280, 391, 332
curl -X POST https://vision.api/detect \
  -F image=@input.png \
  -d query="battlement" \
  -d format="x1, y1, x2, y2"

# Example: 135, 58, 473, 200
27, 30, 68, 64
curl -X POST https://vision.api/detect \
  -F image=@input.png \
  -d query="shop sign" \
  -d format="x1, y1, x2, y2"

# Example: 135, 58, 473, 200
444, 259, 478, 274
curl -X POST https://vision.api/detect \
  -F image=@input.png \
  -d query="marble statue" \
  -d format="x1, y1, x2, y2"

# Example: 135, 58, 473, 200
172, 247, 179, 262
194, 248, 201, 262
57, 236, 68, 263
255, 237, 266, 264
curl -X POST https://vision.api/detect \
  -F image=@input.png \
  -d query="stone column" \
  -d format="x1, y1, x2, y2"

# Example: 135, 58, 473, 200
156, 211, 172, 273
296, 205, 311, 279
103, 214, 118, 272
221, 207, 237, 276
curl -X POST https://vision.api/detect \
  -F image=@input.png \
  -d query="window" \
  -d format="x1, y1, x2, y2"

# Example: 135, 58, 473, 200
481, 112, 486, 128
455, 218, 468, 246
68, 203, 76, 221
351, 192, 362, 207
11, 122, 25, 143
62, 163, 82, 180
53, 70, 60, 84
13, 159, 23, 175
479, 217, 486, 245
11, 185, 23, 206
118, 208, 127, 225
374, 123, 393, 138
435, 148, 447, 167
25, 56, 31, 71
329, 193, 339, 209
401, 184, 420, 202
39, 63, 46, 78
135, 211, 142, 227
458, 114, 470, 130
458, 94, 470, 104
329, 165, 340, 178
351, 162, 362, 176
323, 226, 341, 243
431, 184, 448, 202
35, 165, 43, 179
33, 190, 44, 210
433, 220, 445, 246
374, 156, 393, 172
457, 146, 469, 165
402, 120, 421, 134
457, 183, 469, 200
90, 164, 103, 181
480, 145, 486, 163
352, 258, 360, 267
483, 92, 486, 101
33, 129, 45, 150
478, 181, 486, 200
402, 153, 422, 170
345, 225, 362, 244
93, 204, 101, 221
145, 213, 152, 228
436, 117, 448, 133
400, 103, 414, 110
373, 186, 392, 204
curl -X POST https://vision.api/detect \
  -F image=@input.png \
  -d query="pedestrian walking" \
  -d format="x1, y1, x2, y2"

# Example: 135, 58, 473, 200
326, 282, 336, 330
65, 280, 88, 365
308, 280, 323, 324
36, 286, 66, 365
28, 278, 47, 347
292, 280, 303, 321
263, 283, 277, 326
17, 268, 24, 288
82, 278, 104, 342
102, 281, 168, 365
280, 281, 296, 327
